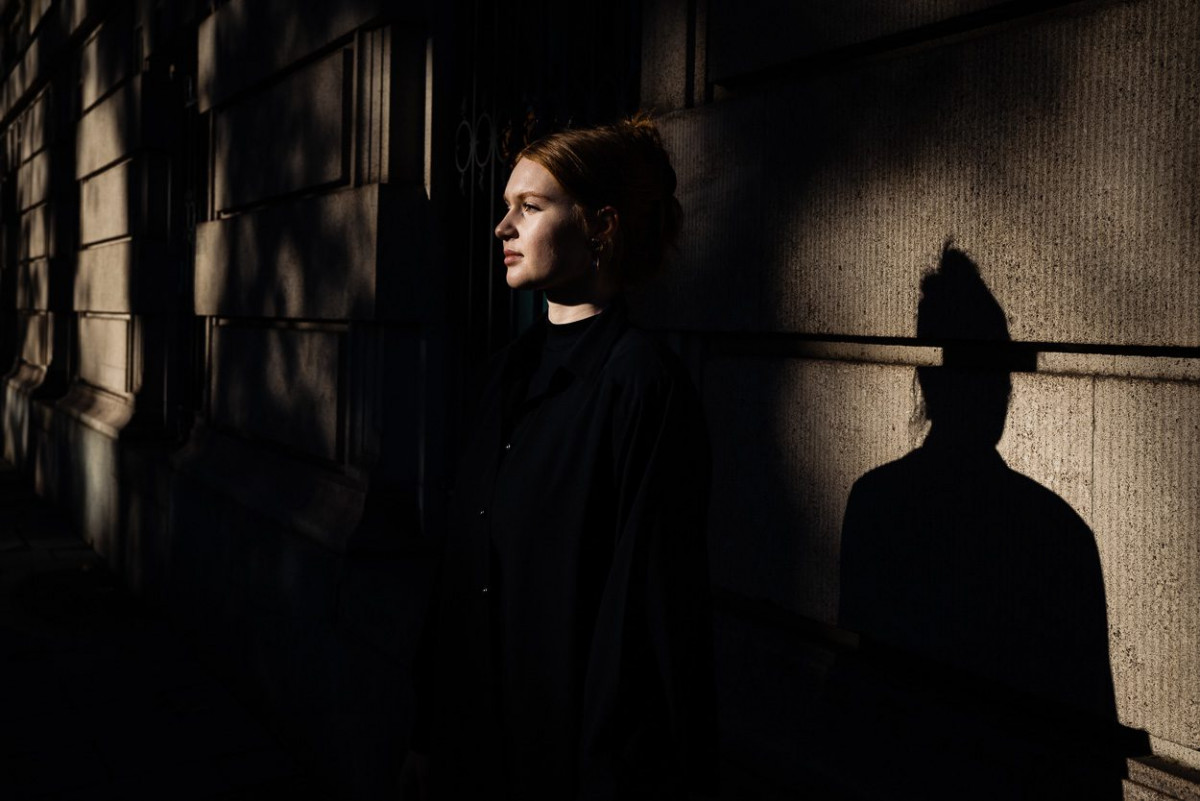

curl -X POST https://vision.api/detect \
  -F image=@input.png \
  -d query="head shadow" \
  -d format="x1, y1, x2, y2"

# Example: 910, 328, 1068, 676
913, 243, 1024, 450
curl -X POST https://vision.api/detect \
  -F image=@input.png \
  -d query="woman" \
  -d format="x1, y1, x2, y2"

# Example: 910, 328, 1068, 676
402, 116, 717, 800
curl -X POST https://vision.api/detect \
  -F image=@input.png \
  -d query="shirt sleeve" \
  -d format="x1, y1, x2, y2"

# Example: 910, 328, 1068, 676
578, 365, 720, 801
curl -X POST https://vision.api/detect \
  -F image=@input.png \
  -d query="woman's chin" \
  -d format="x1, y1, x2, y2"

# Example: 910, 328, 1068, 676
505, 269, 546, 291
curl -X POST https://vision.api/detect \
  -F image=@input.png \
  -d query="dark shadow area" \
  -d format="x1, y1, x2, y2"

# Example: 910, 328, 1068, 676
827, 245, 1143, 798
0, 460, 327, 801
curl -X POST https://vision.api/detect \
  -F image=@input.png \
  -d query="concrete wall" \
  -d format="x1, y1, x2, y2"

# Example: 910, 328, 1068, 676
639, 0, 1200, 797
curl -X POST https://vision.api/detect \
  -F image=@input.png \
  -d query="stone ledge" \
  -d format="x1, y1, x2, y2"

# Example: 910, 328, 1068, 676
1127, 754, 1200, 801
46, 383, 134, 439
5, 361, 47, 394
1039, 352, 1200, 383
702, 332, 1200, 383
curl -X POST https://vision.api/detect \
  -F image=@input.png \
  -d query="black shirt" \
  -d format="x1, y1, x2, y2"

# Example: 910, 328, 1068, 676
525, 312, 598, 403
414, 297, 717, 800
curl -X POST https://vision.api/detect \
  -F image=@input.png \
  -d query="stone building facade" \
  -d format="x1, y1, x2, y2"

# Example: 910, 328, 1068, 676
0, 0, 1197, 798
0, 1, 447, 796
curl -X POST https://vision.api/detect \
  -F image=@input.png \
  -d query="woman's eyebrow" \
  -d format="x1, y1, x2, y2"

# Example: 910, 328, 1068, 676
504, 190, 551, 204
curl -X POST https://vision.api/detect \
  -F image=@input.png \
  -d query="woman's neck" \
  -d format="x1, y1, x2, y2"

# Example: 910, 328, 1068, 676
545, 280, 618, 324
543, 263, 620, 324
547, 299, 609, 324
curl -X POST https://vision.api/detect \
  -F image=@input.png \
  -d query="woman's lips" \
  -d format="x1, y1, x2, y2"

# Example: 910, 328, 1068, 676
503, 251, 522, 266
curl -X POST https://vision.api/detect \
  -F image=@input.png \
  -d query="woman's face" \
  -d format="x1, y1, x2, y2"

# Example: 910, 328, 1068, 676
495, 158, 592, 291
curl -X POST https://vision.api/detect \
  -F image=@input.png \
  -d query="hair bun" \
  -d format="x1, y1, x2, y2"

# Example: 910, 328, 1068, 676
621, 111, 664, 143
620, 112, 680, 224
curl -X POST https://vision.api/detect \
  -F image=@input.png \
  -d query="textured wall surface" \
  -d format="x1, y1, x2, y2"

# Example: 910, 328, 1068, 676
707, 0, 1011, 81
657, 0, 1200, 347
640, 0, 1200, 795
211, 49, 349, 212
705, 356, 914, 621
1096, 378, 1200, 750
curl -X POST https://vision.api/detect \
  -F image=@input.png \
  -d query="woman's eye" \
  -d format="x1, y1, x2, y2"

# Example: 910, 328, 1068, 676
522, 202, 539, 213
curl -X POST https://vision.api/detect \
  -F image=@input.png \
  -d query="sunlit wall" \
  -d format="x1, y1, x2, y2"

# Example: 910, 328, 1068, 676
638, 0, 1200, 796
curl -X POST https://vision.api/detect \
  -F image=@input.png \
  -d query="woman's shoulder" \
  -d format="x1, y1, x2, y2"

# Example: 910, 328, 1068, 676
602, 327, 694, 396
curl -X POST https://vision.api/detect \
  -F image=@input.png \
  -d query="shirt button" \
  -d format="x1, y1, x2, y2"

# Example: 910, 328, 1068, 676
504, 443, 512, 450
482, 586, 489, 594
478, 508, 486, 517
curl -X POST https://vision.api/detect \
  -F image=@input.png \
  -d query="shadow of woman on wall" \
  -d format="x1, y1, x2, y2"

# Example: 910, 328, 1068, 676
832, 244, 1133, 799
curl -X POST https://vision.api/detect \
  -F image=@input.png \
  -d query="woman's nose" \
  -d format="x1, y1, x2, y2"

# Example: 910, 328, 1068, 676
495, 211, 514, 240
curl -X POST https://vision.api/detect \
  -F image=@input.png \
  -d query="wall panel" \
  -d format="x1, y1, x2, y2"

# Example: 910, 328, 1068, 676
212, 49, 349, 212
18, 312, 51, 366
197, 0, 399, 112
80, 6, 134, 112
18, 88, 50, 162
656, 0, 1200, 347
76, 74, 140, 178
1095, 378, 1200, 750
75, 241, 133, 313
210, 323, 343, 462
77, 314, 129, 395
998, 372, 1094, 525
16, 258, 49, 310
20, 203, 49, 260
79, 159, 131, 245
16, 148, 50, 210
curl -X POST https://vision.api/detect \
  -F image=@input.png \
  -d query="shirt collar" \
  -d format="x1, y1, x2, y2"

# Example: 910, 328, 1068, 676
503, 295, 630, 382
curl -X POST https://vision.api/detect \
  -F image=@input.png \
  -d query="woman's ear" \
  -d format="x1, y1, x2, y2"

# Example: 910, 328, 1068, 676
592, 205, 619, 242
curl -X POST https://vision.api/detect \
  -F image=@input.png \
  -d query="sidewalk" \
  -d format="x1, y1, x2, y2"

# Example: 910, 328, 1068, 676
0, 461, 326, 801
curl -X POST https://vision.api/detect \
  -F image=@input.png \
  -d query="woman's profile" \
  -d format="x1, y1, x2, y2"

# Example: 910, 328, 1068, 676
401, 116, 717, 800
